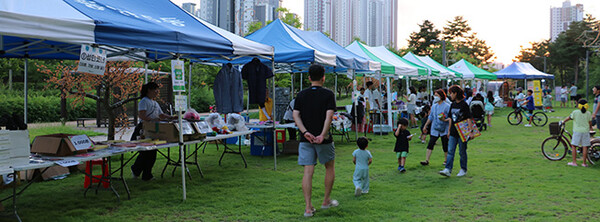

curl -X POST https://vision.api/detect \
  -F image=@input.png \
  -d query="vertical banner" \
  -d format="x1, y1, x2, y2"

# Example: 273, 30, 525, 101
533, 80, 542, 107
171, 60, 185, 92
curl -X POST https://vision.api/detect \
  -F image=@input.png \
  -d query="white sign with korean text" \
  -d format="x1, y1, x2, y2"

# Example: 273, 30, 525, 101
174, 95, 187, 112
68, 135, 93, 151
78, 45, 107, 75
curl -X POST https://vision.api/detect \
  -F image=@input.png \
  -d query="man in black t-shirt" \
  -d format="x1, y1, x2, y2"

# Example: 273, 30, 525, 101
293, 64, 338, 217
439, 85, 473, 178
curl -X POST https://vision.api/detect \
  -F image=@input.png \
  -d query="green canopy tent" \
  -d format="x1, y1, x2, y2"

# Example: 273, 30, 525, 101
448, 59, 497, 80
346, 41, 429, 131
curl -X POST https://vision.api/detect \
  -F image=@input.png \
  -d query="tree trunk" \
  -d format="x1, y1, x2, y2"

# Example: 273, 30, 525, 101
60, 95, 67, 121
103, 86, 115, 140
574, 60, 579, 85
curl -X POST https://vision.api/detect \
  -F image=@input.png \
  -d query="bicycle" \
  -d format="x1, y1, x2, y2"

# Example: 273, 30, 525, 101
541, 122, 599, 164
507, 106, 548, 127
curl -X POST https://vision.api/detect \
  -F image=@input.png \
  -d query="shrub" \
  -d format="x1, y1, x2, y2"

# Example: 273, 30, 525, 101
0, 93, 96, 123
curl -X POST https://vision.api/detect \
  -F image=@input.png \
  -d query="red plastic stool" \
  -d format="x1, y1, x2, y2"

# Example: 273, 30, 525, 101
84, 159, 109, 189
275, 130, 286, 145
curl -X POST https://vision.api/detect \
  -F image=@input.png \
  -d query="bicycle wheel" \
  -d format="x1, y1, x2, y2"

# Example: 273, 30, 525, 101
541, 136, 568, 161
507, 111, 522, 125
532, 112, 548, 127
587, 143, 600, 165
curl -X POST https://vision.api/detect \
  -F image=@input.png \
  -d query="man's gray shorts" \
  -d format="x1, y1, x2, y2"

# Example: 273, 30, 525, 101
298, 142, 335, 165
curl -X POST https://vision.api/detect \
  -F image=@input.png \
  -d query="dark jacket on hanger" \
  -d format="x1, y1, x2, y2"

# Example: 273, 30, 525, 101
242, 58, 274, 105
213, 63, 244, 114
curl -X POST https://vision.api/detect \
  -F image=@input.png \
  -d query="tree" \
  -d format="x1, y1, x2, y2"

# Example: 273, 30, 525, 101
549, 18, 595, 85
441, 16, 495, 65
41, 61, 164, 140
514, 40, 550, 72
352, 36, 366, 44
275, 8, 302, 29
407, 20, 441, 56
245, 21, 263, 36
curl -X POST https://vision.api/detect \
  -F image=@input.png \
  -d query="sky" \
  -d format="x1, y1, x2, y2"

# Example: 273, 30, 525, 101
171, 0, 599, 65
281, 0, 599, 64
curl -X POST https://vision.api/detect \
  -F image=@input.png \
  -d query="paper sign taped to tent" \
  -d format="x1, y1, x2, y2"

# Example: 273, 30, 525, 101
171, 60, 185, 92
78, 45, 107, 75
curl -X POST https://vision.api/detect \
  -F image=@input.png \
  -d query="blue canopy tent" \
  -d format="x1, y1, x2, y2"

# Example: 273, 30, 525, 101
0, 0, 275, 201
494, 62, 555, 79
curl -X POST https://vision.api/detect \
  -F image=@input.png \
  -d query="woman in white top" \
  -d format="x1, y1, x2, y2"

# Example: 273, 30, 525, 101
404, 86, 418, 127
131, 82, 174, 181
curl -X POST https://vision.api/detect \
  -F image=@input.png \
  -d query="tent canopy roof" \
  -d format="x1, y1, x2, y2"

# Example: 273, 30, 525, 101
449, 59, 497, 80
494, 62, 554, 79
345, 41, 428, 77
0, 0, 273, 61
402, 52, 440, 77
416, 55, 463, 78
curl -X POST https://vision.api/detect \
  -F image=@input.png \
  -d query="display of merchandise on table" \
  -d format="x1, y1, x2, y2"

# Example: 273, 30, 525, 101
332, 113, 353, 132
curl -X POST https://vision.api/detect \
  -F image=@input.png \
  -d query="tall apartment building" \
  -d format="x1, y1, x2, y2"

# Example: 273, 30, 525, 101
182, 2, 197, 16
550, 0, 584, 42
304, 0, 332, 32
199, 0, 218, 25
305, 0, 397, 48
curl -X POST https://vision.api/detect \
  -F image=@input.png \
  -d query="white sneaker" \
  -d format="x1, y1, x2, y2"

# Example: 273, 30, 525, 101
524, 124, 532, 127
438, 168, 451, 177
457, 169, 467, 177
362, 190, 369, 194
355, 187, 362, 197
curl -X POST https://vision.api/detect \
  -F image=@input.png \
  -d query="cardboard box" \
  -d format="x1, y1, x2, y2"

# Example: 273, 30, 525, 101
18, 166, 69, 181
143, 122, 202, 143
31, 134, 91, 156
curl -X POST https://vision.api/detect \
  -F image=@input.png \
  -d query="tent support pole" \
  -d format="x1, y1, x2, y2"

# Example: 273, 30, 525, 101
144, 62, 148, 83
188, 62, 192, 109
291, 73, 294, 99
352, 70, 358, 141
334, 73, 338, 101
272, 58, 277, 171
24, 58, 28, 124
300, 72, 303, 90
386, 77, 392, 129
378, 72, 382, 136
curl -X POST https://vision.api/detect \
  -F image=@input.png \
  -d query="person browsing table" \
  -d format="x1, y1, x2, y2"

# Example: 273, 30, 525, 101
130, 82, 175, 181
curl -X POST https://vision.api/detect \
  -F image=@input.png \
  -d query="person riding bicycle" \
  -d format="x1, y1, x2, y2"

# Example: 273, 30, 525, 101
561, 99, 593, 167
521, 90, 534, 127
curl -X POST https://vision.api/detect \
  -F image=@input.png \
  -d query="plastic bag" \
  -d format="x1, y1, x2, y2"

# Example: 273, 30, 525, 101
183, 108, 201, 120
205, 113, 225, 129
226, 113, 248, 131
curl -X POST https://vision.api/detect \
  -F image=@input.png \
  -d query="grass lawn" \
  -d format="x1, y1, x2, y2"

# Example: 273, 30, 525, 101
2, 105, 600, 221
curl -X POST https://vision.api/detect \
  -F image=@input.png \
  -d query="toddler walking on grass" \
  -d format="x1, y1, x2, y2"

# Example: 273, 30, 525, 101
352, 137, 372, 196
562, 99, 593, 167
394, 118, 412, 173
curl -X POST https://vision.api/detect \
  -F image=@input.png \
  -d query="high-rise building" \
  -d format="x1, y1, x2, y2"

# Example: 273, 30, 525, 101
305, 0, 397, 48
550, 0, 584, 41
199, 0, 218, 25
304, 0, 332, 32
182, 2, 197, 16
182, 0, 279, 35
217, 0, 236, 33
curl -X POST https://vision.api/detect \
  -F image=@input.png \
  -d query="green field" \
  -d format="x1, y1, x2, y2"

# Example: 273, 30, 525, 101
1, 106, 600, 221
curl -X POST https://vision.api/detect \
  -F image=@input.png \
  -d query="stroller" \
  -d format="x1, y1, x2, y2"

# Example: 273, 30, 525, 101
469, 100, 487, 131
